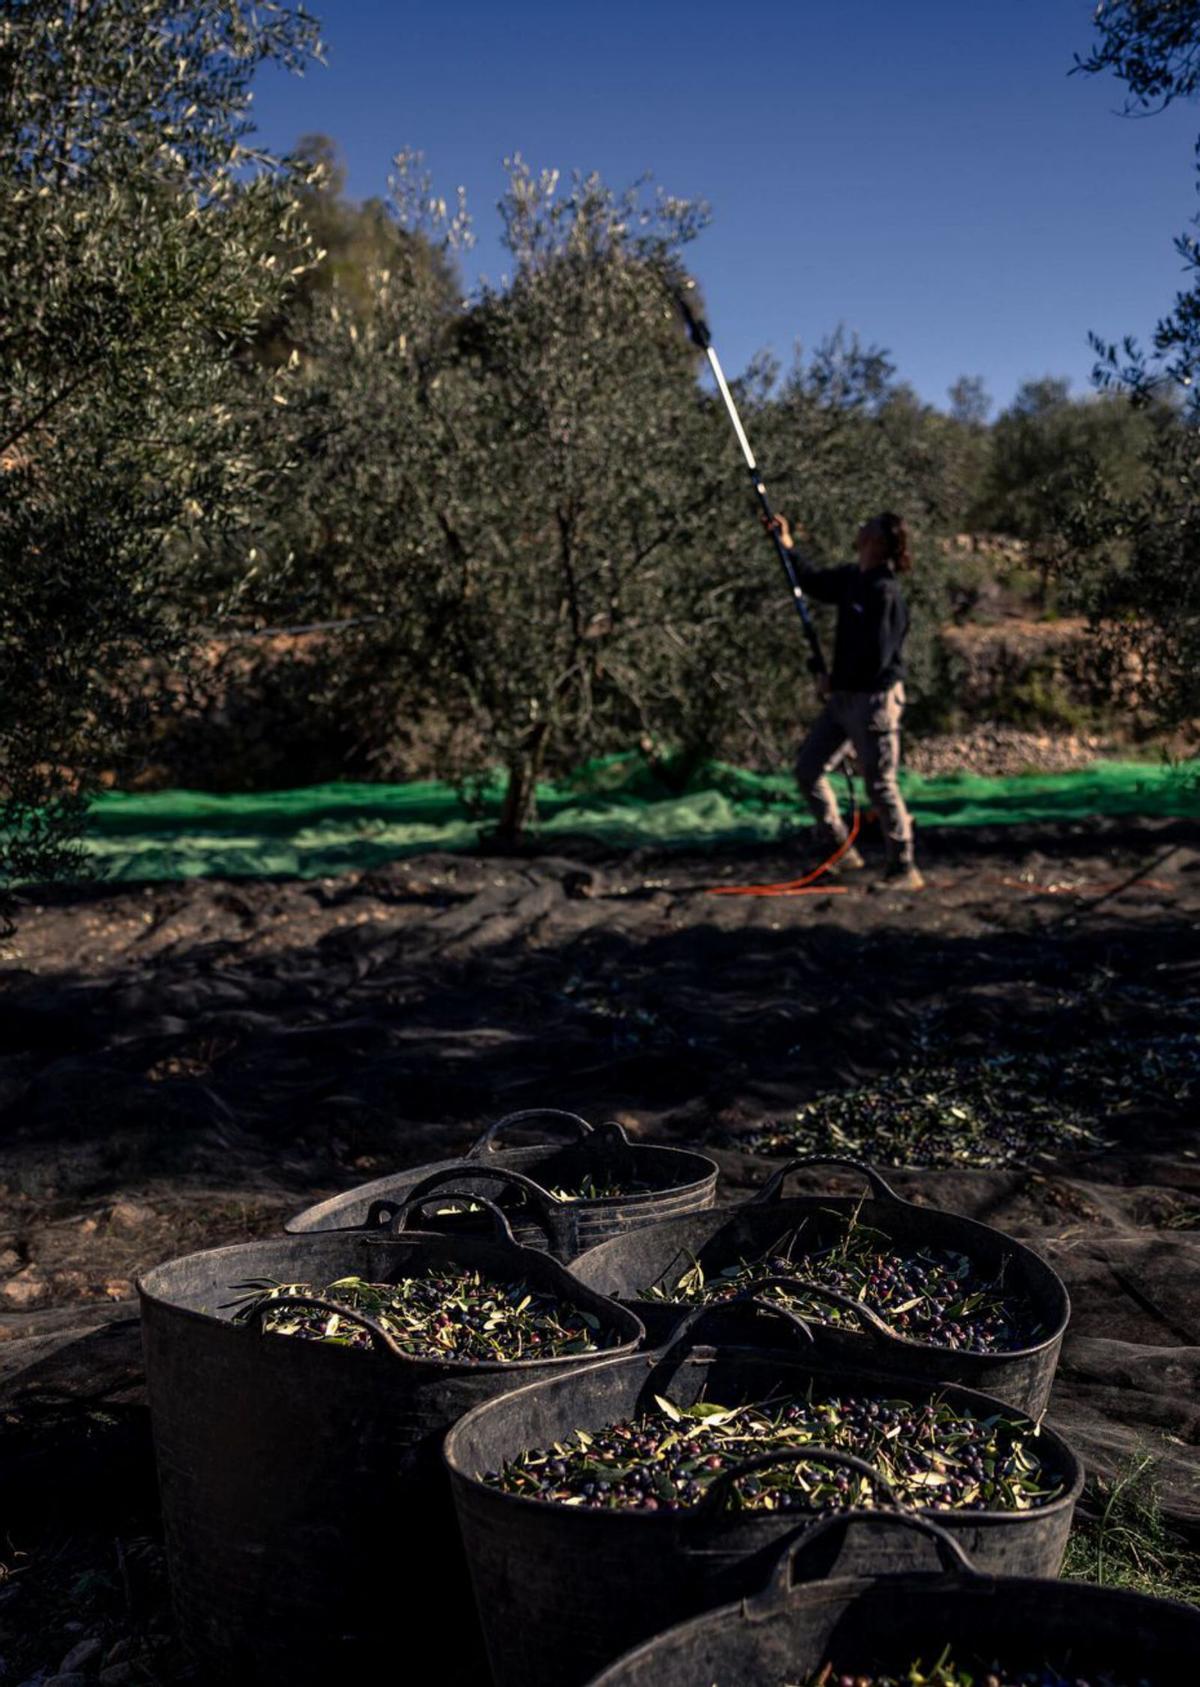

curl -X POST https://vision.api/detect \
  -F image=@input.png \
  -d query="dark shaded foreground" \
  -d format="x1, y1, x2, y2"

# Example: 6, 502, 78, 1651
1, 816, 1198, 1680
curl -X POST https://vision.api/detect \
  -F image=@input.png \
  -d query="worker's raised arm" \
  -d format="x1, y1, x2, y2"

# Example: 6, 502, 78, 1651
763, 515, 845, 604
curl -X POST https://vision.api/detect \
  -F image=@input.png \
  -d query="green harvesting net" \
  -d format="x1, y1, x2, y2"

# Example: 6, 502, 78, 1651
56, 754, 1200, 883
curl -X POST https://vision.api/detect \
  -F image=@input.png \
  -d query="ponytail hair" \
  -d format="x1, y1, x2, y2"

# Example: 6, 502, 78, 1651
878, 511, 912, 573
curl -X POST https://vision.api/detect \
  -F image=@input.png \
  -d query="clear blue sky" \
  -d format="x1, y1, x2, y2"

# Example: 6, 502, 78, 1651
248, 0, 1199, 412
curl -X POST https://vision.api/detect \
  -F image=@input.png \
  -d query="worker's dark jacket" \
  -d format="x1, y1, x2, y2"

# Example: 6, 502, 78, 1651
788, 553, 909, 691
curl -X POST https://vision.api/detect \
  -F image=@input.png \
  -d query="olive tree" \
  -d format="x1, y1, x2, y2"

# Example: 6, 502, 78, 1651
208, 150, 485, 789
1068, 1, 1200, 727
235, 162, 1004, 815
1062, 404, 1199, 723
0, 0, 321, 895
425, 164, 728, 835
244, 159, 730, 838
974, 378, 1152, 606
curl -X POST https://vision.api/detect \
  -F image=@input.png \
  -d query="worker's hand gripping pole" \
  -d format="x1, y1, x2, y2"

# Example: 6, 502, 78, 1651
675, 289, 828, 679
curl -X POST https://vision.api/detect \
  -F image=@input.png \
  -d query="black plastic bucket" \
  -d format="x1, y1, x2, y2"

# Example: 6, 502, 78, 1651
569, 1155, 1070, 1414
589, 1512, 1200, 1685
285, 1108, 719, 1258
139, 1194, 643, 1685
444, 1304, 1084, 1687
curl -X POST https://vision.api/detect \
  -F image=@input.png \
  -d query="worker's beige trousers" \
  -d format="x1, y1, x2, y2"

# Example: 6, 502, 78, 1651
795, 682, 915, 864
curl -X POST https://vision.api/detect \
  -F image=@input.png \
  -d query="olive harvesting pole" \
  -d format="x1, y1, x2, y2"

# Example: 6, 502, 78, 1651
672, 283, 828, 678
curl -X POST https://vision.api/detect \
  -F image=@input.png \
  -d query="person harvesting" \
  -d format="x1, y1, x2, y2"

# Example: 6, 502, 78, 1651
767, 511, 923, 890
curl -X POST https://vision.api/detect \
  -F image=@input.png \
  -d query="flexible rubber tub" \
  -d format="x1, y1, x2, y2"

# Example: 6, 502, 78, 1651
139, 1194, 642, 1685
286, 1107, 719, 1258
444, 1303, 1084, 1687
587, 1511, 1200, 1685
569, 1155, 1070, 1415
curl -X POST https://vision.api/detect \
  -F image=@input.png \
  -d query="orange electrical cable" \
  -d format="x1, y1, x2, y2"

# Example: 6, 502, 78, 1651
707, 797, 862, 898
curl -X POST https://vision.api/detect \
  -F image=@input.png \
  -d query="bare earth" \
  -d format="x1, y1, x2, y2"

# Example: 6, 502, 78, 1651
1, 816, 1198, 1679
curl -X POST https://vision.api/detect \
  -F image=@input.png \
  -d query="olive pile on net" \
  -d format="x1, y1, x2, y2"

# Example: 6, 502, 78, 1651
742, 1026, 1200, 1169
646, 1220, 1040, 1354
230, 1270, 612, 1362
483, 1391, 1064, 1513
794, 1662, 1147, 1686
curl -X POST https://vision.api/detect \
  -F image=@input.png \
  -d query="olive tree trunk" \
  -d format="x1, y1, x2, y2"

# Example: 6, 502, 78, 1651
494, 721, 549, 846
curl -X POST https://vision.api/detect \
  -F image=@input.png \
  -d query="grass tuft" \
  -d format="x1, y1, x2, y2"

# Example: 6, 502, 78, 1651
1064, 1452, 1200, 1607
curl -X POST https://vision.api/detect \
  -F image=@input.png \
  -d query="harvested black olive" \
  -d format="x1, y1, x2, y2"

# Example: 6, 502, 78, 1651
231, 1270, 613, 1362
646, 1218, 1039, 1354
485, 1390, 1065, 1513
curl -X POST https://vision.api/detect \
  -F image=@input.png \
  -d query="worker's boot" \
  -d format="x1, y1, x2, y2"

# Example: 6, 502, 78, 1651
822, 839, 865, 874
874, 857, 925, 892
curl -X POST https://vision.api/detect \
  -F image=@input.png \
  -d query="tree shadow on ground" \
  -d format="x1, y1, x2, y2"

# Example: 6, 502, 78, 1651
2, 822, 1197, 1214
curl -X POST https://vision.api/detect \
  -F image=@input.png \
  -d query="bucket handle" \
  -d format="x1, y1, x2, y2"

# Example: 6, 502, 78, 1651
362, 1183, 522, 1238
748, 1509, 982, 1615
735, 1277, 900, 1345
386, 1190, 519, 1247
365, 1196, 405, 1230
243, 1292, 401, 1355
699, 1445, 899, 1518
469, 1108, 594, 1157
661, 1297, 817, 1362
753, 1155, 903, 1207
592, 1118, 636, 1151
400, 1164, 569, 1249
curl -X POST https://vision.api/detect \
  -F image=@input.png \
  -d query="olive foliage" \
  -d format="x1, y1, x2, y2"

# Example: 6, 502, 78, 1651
240, 163, 998, 828
9, 5, 1181, 875
0, 0, 321, 891
1071, 0, 1200, 726
974, 378, 1154, 607
240, 160, 736, 833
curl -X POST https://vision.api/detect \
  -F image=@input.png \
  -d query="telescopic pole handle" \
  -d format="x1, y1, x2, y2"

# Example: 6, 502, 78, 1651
751, 477, 828, 679
682, 303, 827, 678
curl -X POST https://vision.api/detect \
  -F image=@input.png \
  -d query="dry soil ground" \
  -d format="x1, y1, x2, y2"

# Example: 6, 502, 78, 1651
1, 816, 1198, 1681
